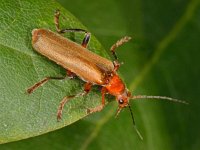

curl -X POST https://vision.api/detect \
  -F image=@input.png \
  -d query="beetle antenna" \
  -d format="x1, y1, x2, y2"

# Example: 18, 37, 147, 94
130, 95, 188, 104
115, 105, 143, 140
115, 107, 122, 118
128, 104, 143, 140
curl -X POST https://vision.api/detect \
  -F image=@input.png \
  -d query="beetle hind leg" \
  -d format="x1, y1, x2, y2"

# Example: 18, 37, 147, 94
27, 69, 76, 94
54, 10, 91, 48
27, 76, 66, 94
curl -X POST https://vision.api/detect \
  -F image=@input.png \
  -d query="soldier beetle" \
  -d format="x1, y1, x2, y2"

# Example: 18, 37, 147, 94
27, 10, 188, 139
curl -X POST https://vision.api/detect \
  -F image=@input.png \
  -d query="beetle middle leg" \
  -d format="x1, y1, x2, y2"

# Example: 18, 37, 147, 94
66, 70, 76, 79
57, 82, 92, 121
87, 87, 107, 114
54, 10, 90, 48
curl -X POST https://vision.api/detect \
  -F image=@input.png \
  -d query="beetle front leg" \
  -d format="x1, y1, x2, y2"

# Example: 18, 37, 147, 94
110, 36, 131, 72
87, 87, 107, 114
110, 36, 132, 60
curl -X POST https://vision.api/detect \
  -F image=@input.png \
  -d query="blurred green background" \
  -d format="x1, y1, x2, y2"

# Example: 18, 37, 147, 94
0, 0, 200, 150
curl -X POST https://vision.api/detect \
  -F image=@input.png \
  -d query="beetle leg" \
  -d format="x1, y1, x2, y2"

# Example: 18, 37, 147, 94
81, 32, 90, 48
87, 87, 107, 114
27, 69, 78, 94
84, 82, 93, 93
54, 10, 91, 48
54, 9, 61, 32
110, 36, 132, 60
57, 95, 76, 121
57, 82, 92, 121
110, 36, 131, 72
113, 60, 121, 72
27, 76, 66, 94
66, 70, 76, 79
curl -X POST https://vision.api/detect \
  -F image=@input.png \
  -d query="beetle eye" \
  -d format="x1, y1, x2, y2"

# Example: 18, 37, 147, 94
119, 99, 124, 104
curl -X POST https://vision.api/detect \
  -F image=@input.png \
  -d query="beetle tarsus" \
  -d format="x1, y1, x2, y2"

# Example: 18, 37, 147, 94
87, 105, 104, 114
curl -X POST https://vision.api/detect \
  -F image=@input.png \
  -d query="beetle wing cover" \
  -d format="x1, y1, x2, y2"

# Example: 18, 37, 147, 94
32, 29, 114, 84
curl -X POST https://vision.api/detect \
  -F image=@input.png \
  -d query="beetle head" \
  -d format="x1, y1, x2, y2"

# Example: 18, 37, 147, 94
115, 89, 131, 117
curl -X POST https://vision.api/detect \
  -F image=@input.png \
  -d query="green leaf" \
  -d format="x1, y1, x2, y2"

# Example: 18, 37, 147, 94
0, 0, 111, 144
1, 0, 200, 150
